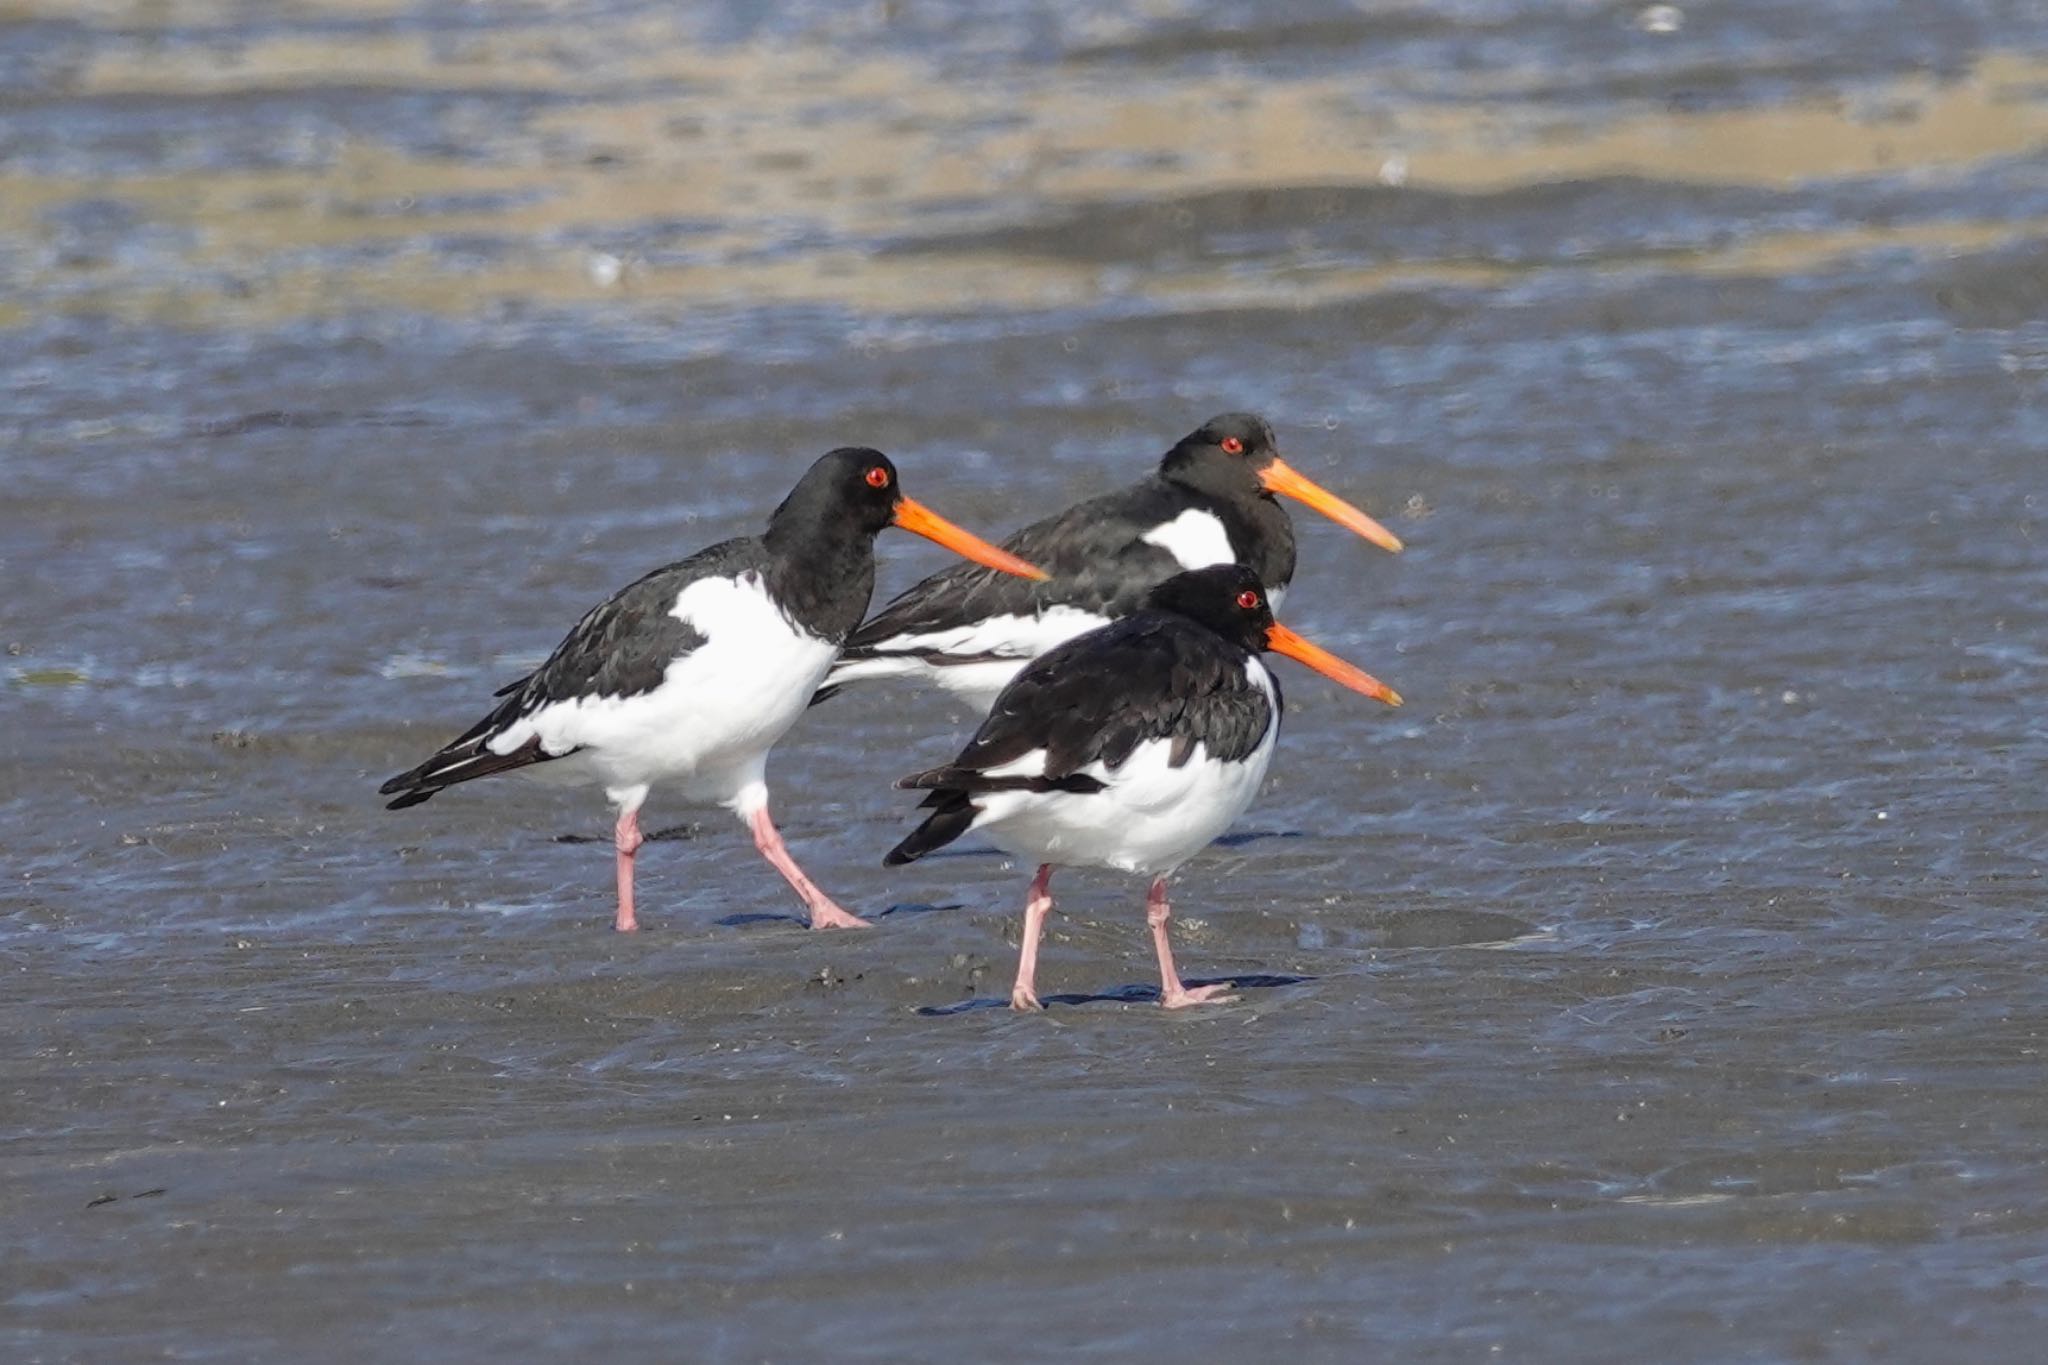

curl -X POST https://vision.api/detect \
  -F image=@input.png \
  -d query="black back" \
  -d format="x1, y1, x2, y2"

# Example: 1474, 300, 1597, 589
839, 414, 1293, 660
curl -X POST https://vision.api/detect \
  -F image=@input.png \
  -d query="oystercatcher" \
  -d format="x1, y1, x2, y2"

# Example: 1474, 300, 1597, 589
380, 447, 1044, 933
884, 563, 1401, 1010
815, 413, 1402, 710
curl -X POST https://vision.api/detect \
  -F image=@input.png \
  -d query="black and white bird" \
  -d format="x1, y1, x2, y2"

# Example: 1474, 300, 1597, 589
380, 448, 1044, 933
885, 563, 1401, 1010
815, 413, 1402, 711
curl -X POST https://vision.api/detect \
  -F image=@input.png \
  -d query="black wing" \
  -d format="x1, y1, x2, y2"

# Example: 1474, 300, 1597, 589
882, 613, 1275, 864
378, 538, 763, 808
921, 611, 1275, 781
842, 479, 1195, 653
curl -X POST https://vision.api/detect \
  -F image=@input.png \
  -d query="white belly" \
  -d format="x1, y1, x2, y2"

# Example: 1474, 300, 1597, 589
489, 573, 840, 805
972, 728, 1277, 876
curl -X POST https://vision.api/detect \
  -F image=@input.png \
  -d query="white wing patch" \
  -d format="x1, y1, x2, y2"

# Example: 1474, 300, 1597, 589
873, 604, 1110, 661
820, 653, 1034, 711
1140, 509, 1237, 572
983, 748, 1050, 779
822, 604, 1115, 712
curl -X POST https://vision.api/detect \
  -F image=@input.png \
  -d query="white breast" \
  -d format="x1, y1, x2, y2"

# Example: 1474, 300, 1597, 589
489, 572, 840, 805
1140, 509, 1238, 572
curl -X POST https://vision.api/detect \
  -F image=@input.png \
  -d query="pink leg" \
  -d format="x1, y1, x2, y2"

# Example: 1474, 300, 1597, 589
1147, 877, 1233, 1009
748, 804, 871, 930
613, 808, 644, 933
1011, 864, 1055, 1011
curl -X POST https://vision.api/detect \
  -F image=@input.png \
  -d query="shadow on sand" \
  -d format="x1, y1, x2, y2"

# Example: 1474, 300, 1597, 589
554, 823, 703, 844
713, 901, 967, 928
916, 972, 1311, 1016
916, 828, 1305, 861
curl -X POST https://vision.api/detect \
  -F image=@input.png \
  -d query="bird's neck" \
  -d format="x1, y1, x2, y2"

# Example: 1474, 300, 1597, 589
762, 521, 877, 642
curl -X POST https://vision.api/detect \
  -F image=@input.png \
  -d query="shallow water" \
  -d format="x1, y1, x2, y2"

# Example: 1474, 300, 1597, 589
4, 1, 2048, 1359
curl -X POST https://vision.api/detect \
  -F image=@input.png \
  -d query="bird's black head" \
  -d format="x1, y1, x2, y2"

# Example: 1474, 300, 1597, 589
1158, 413, 1281, 497
1142, 563, 1276, 650
1157, 411, 1405, 554
765, 446, 1047, 580
1145, 564, 1406, 705
767, 446, 903, 540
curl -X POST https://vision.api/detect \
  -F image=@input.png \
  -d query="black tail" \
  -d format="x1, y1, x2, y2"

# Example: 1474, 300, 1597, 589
379, 734, 548, 810
807, 682, 842, 708
884, 791, 978, 865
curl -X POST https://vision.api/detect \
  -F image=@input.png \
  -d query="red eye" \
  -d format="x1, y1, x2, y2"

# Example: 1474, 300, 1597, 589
1236, 589, 1260, 610
1220, 436, 1245, 455
865, 466, 890, 489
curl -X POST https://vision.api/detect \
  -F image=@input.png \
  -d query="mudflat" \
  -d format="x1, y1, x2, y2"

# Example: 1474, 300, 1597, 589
5, 2, 2047, 1359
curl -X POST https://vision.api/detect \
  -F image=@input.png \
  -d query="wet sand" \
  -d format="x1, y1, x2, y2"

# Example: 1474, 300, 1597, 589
5, 1, 2048, 1359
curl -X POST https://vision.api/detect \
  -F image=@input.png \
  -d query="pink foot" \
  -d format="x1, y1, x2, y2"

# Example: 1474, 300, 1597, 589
1010, 984, 1043, 1012
1147, 877, 1231, 1009
1160, 982, 1236, 1010
746, 800, 870, 929
806, 901, 874, 931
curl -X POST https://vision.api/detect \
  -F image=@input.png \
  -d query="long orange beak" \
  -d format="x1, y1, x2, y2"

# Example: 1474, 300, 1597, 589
1259, 459, 1404, 554
892, 498, 1048, 580
1265, 622, 1402, 706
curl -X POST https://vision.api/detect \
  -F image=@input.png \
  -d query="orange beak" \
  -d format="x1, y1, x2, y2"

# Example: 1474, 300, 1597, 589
892, 498, 1048, 580
1265, 622, 1402, 706
1258, 458, 1404, 554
